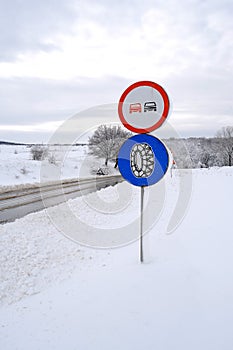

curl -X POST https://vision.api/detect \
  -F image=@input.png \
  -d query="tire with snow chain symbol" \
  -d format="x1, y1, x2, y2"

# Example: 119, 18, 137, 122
130, 143, 155, 178
118, 134, 169, 187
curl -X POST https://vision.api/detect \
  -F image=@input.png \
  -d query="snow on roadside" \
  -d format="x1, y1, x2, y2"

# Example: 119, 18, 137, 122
0, 144, 119, 189
1, 167, 233, 350
0, 203, 111, 306
0, 179, 143, 306
0, 177, 149, 305
0, 167, 232, 308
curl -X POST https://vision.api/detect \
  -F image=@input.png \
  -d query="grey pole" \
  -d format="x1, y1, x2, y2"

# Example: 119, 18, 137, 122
140, 186, 145, 263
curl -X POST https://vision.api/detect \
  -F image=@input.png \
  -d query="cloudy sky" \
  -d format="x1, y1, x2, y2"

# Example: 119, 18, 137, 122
0, 0, 232, 142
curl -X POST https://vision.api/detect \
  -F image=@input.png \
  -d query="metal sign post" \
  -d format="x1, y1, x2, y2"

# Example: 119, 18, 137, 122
140, 186, 145, 263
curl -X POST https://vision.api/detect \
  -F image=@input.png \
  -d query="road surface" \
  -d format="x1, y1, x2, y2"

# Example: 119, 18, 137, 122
0, 175, 124, 224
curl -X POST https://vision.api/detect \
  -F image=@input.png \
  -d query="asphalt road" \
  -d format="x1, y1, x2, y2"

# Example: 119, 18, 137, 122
0, 175, 124, 224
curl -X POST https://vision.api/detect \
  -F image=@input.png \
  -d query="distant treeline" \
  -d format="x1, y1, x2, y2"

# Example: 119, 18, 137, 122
1, 131, 233, 169
0, 141, 88, 146
164, 137, 233, 168
0, 141, 26, 146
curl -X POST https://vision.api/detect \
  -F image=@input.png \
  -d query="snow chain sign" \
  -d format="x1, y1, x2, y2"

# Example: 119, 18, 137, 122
118, 134, 169, 187
117, 81, 171, 262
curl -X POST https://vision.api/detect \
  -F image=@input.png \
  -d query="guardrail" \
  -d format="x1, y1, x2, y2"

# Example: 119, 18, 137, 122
0, 175, 124, 224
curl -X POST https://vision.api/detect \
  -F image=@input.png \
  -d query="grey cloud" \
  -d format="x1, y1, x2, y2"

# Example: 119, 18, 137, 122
1, 0, 232, 64
0, 0, 77, 61
166, 67, 233, 117
0, 76, 130, 125
0, 0, 232, 142
0, 72, 232, 144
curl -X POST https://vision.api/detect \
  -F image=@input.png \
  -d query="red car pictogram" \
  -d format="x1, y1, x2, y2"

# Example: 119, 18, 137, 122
129, 103, 142, 113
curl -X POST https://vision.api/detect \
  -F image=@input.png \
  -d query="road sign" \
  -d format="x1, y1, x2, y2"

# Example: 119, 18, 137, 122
118, 134, 169, 187
118, 81, 170, 133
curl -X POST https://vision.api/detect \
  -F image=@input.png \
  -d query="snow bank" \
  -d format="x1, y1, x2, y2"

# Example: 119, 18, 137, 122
0, 204, 110, 305
1, 167, 233, 350
0, 144, 119, 188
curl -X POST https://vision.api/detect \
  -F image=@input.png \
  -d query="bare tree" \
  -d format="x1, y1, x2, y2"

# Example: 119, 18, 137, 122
30, 145, 48, 161
216, 126, 233, 166
88, 125, 131, 166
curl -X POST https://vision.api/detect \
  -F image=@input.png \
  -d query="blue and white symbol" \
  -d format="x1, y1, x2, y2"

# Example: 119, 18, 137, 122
118, 134, 169, 187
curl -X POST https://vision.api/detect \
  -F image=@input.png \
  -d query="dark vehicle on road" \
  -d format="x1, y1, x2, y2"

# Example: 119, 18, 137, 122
144, 101, 157, 112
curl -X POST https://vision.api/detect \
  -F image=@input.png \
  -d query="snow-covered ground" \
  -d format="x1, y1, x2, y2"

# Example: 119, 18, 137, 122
0, 167, 233, 349
0, 144, 118, 188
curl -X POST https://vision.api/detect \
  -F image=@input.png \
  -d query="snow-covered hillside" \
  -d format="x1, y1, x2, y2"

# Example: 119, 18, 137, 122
0, 144, 118, 188
0, 167, 233, 349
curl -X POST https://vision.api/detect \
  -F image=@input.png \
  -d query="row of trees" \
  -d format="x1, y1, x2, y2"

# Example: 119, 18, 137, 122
29, 124, 233, 170
88, 125, 233, 169
166, 126, 233, 168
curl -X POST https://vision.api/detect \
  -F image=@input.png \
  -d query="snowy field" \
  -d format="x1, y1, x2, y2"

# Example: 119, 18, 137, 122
0, 166, 233, 349
0, 144, 118, 189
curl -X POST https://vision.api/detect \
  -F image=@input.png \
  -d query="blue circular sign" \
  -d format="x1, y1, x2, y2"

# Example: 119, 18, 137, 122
118, 134, 169, 187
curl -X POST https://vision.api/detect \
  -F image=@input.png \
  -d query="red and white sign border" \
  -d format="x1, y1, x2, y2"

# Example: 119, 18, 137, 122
118, 80, 170, 133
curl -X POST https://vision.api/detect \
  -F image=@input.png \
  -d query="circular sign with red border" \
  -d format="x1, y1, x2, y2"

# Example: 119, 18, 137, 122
118, 81, 170, 133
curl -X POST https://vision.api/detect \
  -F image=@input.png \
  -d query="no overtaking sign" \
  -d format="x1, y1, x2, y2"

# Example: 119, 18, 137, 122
118, 81, 170, 133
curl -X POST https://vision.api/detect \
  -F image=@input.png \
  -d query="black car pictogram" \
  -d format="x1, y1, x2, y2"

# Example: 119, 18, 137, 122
144, 101, 157, 112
